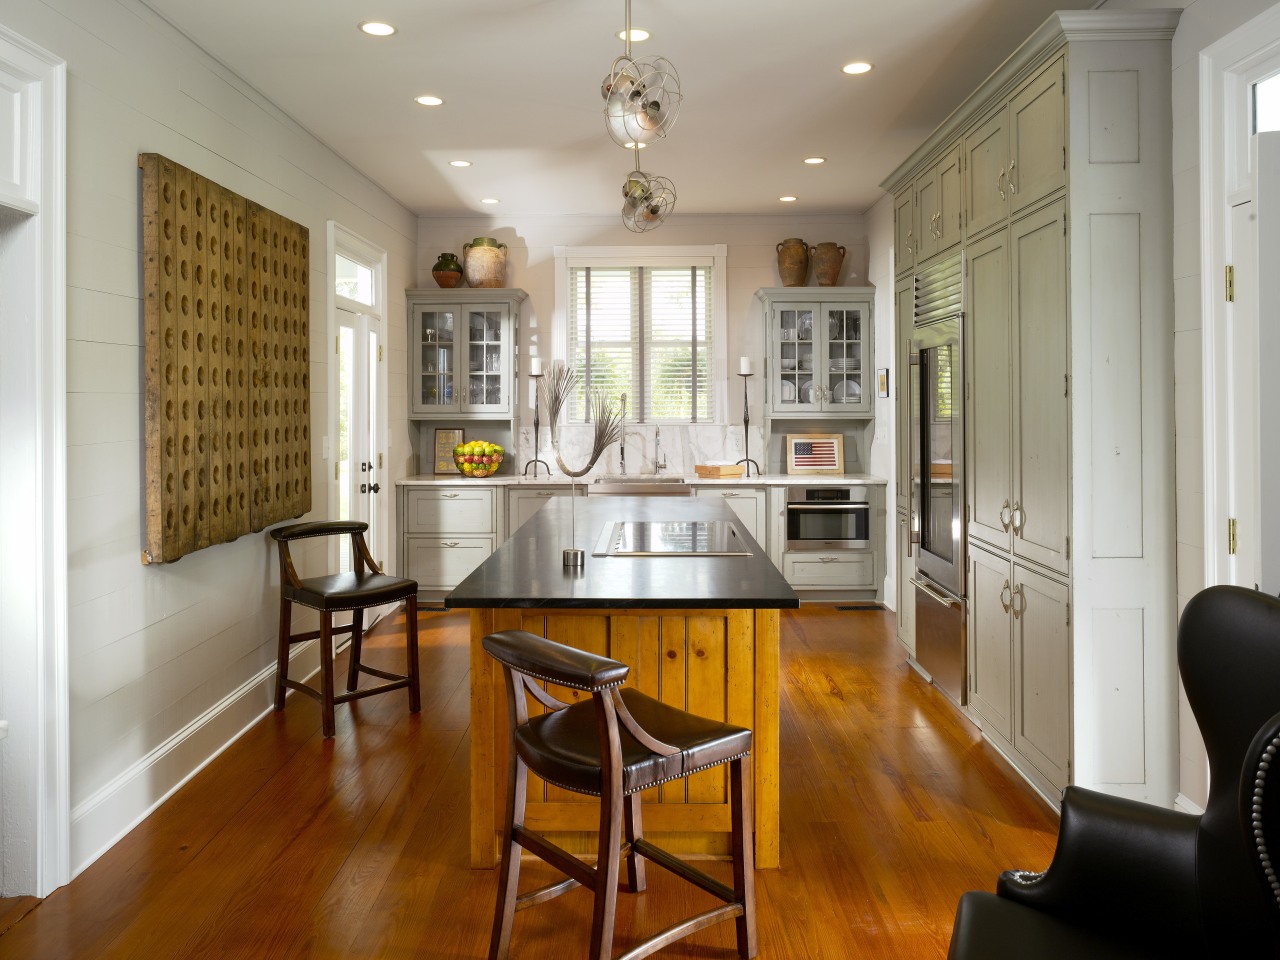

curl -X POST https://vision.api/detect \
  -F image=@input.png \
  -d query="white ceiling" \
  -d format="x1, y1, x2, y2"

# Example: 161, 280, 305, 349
140, 0, 1098, 219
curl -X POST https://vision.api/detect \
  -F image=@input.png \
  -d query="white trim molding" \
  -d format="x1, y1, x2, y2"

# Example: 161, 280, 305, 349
0, 24, 68, 898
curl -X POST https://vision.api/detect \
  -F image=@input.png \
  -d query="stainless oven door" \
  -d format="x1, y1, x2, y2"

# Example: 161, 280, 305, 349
785, 501, 870, 550
912, 317, 964, 597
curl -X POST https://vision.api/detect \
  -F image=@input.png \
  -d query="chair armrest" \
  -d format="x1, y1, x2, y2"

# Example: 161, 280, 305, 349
482, 630, 629, 692
997, 786, 1202, 944
270, 520, 368, 541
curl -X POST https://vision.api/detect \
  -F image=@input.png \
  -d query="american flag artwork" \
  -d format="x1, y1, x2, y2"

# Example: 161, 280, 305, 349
790, 438, 840, 471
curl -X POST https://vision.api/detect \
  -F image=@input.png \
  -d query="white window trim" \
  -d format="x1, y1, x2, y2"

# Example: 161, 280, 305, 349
553, 244, 729, 424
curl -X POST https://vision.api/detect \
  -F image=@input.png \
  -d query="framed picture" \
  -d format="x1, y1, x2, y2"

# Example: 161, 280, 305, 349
434, 428, 464, 475
877, 368, 890, 399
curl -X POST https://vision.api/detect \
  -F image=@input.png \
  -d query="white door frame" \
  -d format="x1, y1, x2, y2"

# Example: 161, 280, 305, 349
326, 223, 389, 566
0, 25, 69, 897
1200, 6, 1280, 588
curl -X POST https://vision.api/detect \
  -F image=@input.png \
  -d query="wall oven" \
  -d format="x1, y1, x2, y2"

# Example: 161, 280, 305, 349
785, 486, 870, 550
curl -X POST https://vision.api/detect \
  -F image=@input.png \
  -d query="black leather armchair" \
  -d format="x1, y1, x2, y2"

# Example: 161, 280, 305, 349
948, 585, 1280, 959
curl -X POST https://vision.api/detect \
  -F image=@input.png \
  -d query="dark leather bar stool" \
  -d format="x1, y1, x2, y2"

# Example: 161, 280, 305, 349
482, 629, 757, 960
271, 520, 421, 738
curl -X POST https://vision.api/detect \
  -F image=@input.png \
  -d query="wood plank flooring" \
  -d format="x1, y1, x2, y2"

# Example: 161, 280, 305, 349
0, 604, 1059, 959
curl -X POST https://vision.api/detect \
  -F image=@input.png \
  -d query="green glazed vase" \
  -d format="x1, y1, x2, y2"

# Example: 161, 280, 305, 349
431, 252, 463, 289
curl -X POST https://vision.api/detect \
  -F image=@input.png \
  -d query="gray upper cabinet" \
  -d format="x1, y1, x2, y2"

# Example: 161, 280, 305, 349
894, 188, 915, 279
759, 288, 873, 417
914, 143, 963, 262
1007, 56, 1065, 217
964, 106, 1009, 240
407, 288, 527, 419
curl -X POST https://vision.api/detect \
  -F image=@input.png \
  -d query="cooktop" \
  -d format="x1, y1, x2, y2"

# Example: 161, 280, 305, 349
592, 519, 751, 557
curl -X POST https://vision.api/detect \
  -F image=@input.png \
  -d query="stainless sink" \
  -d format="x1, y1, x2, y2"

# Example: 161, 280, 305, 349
592, 475, 686, 484
589, 476, 690, 496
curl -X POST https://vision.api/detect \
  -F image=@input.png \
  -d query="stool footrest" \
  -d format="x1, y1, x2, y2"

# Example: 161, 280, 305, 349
515, 875, 582, 911
354, 663, 408, 684
332, 678, 412, 705
281, 679, 324, 703
513, 825, 598, 891
612, 904, 746, 960
631, 838, 737, 904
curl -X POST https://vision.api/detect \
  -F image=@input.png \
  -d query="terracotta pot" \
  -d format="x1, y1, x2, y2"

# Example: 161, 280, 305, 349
810, 242, 846, 286
431, 252, 463, 288
463, 237, 507, 288
776, 238, 808, 286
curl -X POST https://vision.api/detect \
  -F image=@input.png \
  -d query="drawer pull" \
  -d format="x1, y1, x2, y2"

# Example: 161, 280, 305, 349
442, 492, 460, 499
538, 492, 554, 498
722, 492, 740, 498
820, 555, 839, 563
441, 541, 460, 548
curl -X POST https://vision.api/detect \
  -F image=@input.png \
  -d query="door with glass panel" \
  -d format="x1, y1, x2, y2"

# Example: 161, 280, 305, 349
336, 307, 381, 568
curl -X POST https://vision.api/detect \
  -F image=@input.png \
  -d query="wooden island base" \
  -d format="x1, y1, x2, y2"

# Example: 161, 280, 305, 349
469, 606, 780, 869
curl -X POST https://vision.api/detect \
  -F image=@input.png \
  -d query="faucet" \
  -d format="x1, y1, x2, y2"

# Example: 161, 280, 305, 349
618, 393, 627, 475
655, 427, 668, 473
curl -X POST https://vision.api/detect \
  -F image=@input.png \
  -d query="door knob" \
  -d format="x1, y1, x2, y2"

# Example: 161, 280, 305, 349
370, 482, 381, 494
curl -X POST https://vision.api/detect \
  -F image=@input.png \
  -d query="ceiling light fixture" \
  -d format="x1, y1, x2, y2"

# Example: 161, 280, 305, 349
449, 160, 471, 167
481, 198, 500, 205
359, 21, 396, 37
779, 196, 798, 203
842, 62, 873, 75
605, 0, 678, 230
414, 95, 444, 107
804, 157, 826, 165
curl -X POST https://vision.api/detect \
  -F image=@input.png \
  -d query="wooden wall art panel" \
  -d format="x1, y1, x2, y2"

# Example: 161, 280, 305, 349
140, 153, 311, 563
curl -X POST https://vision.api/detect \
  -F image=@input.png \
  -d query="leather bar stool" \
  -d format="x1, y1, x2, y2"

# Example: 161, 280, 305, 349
482, 629, 757, 960
271, 520, 421, 738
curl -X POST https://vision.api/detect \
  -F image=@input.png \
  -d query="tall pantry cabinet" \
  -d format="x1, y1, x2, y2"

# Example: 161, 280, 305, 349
884, 10, 1179, 806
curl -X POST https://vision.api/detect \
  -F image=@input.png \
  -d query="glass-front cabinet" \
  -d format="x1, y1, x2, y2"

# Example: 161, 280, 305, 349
407, 288, 527, 418
757, 287, 874, 417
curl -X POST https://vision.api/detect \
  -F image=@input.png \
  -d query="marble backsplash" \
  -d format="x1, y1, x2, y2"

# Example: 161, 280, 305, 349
516, 422, 767, 478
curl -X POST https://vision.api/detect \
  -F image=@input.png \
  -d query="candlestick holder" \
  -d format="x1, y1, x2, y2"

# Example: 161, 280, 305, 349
522, 372, 551, 477
735, 372, 760, 477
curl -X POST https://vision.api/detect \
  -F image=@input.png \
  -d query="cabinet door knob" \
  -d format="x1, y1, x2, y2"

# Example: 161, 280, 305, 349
997, 166, 1007, 201
999, 580, 1012, 612
1007, 158, 1017, 195
1010, 583, 1026, 619
1010, 501, 1024, 534
999, 499, 1012, 531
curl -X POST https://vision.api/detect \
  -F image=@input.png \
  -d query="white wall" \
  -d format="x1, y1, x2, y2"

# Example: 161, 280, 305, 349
0, 0, 417, 876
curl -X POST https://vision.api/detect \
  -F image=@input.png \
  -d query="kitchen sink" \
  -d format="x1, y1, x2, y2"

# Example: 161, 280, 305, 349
588, 476, 690, 496
592, 475, 686, 484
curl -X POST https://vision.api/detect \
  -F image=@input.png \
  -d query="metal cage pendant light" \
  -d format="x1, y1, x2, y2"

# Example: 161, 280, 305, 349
620, 148, 676, 233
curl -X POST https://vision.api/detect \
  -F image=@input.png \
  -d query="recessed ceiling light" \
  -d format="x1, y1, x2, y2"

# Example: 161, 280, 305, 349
622, 141, 647, 150
842, 61, 873, 75
414, 95, 444, 107
617, 28, 650, 41
804, 157, 826, 165
481, 198, 500, 205
779, 196, 798, 203
359, 21, 396, 37
449, 160, 471, 167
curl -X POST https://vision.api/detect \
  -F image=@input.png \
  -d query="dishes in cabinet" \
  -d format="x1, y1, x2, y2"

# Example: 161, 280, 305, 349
781, 358, 796, 370
833, 379, 860, 403
780, 380, 796, 401
801, 379, 814, 403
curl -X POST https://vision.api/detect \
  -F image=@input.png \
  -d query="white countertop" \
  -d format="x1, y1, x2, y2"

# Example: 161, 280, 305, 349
397, 472, 887, 487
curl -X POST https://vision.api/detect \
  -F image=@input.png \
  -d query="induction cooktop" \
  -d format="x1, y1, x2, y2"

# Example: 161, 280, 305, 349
592, 519, 751, 557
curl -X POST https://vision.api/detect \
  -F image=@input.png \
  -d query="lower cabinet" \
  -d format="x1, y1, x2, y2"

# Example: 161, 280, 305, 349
693, 486, 766, 546
895, 508, 916, 656
399, 484, 501, 596
782, 551, 875, 589
507, 485, 576, 536
968, 541, 1071, 796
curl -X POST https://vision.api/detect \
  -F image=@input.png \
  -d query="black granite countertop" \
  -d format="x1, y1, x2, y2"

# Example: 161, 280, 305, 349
445, 495, 799, 610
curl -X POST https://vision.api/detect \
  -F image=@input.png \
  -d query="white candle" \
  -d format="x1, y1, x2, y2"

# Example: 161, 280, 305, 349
529, 357, 543, 377
739, 357, 753, 376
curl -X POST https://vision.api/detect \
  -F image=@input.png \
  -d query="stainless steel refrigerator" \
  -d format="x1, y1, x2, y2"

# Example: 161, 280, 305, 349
909, 253, 967, 706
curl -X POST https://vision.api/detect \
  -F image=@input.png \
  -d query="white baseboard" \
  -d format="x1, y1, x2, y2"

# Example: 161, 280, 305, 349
68, 639, 320, 877
1173, 792, 1205, 816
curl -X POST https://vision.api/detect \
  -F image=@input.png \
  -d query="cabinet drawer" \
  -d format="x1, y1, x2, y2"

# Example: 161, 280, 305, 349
404, 536, 494, 590
783, 552, 874, 588
403, 487, 495, 534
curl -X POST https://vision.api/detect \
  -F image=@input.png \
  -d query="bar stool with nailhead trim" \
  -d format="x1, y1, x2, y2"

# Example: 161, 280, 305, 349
482, 629, 757, 960
271, 520, 420, 738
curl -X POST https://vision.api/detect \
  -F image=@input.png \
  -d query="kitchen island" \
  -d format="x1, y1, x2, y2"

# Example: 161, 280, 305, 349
447, 494, 799, 869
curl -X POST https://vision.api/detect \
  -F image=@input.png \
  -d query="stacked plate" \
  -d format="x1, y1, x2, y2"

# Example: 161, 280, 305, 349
829, 358, 860, 372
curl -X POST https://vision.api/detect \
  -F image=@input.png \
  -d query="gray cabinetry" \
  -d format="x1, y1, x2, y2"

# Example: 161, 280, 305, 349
1007, 56, 1065, 218
407, 288, 526, 419
759, 288, 873, 417
507, 486, 576, 536
694, 486, 766, 547
399, 484, 502, 598
894, 188, 915, 279
914, 143, 963, 262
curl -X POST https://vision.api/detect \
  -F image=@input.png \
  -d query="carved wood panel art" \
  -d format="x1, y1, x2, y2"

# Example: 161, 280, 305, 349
140, 154, 311, 563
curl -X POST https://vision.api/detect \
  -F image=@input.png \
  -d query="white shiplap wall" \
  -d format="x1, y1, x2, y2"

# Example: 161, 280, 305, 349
0, 0, 416, 875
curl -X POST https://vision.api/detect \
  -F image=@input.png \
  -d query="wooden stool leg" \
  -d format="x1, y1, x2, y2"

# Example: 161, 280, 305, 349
346, 609, 365, 692
274, 597, 292, 711
623, 792, 646, 892
319, 612, 337, 738
489, 753, 528, 960
730, 754, 758, 959
589, 777, 624, 960
406, 595, 422, 714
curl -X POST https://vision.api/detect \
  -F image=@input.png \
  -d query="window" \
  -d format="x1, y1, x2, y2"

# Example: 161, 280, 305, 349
555, 245, 727, 423
335, 252, 374, 306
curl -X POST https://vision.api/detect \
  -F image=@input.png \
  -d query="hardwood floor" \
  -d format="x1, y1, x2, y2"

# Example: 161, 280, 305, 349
0, 605, 1059, 959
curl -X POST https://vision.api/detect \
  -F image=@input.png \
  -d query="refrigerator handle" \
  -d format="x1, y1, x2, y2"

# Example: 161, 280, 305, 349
911, 577, 960, 609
